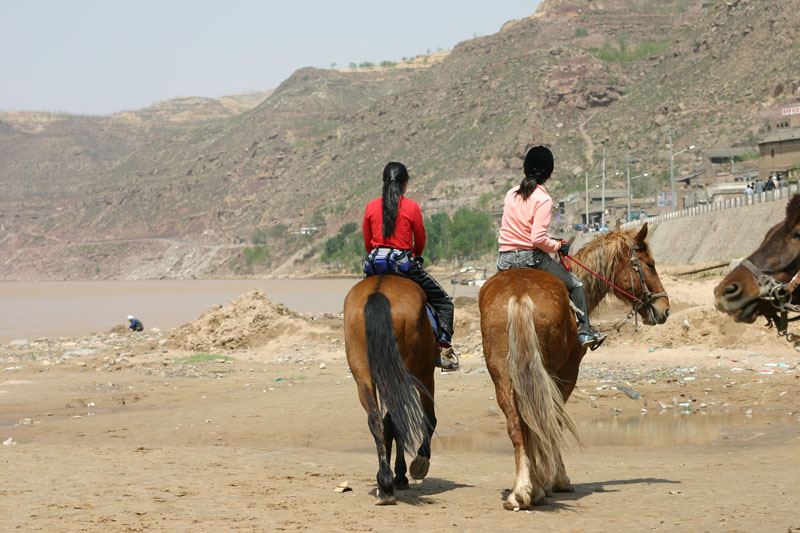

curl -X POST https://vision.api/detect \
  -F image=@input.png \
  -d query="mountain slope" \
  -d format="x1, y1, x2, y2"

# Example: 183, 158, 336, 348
2, 0, 799, 280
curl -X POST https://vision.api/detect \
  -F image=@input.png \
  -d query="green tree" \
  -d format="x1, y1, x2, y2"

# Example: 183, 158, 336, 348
423, 212, 452, 263
250, 228, 267, 244
268, 224, 288, 239
449, 208, 497, 259
424, 208, 497, 263
321, 222, 363, 267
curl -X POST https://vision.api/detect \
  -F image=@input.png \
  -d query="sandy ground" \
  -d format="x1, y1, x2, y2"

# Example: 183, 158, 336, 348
2, 270, 800, 532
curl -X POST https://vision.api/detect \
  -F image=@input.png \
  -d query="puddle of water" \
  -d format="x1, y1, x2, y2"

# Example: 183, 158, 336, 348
432, 410, 800, 452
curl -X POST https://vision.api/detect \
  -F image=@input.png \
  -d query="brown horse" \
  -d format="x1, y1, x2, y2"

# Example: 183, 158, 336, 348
343, 274, 438, 505
478, 223, 670, 510
715, 194, 800, 328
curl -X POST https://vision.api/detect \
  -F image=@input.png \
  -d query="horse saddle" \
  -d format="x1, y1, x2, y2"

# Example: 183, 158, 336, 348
425, 305, 439, 339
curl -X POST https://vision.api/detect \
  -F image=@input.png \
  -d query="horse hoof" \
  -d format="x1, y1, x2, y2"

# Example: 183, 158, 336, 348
409, 456, 430, 480
374, 496, 397, 506
531, 487, 547, 506
393, 477, 410, 490
504, 491, 530, 510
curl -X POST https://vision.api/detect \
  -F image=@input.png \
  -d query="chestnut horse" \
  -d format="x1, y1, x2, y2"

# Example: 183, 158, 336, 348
343, 274, 438, 505
715, 194, 800, 332
478, 223, 670, 510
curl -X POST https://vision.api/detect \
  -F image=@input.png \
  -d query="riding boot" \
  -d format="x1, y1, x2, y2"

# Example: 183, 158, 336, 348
570, 285, 607, 350
435, 330, 460, 371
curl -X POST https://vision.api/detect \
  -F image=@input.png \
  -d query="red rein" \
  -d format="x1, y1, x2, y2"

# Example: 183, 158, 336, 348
559, 253, 641, 304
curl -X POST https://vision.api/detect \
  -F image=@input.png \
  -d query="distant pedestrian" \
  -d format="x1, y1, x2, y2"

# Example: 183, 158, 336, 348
764, 178, 775, 191
754, 179, 764, 194
744, 184, 753, 195
779, 176, 788, 188
127, 315, 143, 332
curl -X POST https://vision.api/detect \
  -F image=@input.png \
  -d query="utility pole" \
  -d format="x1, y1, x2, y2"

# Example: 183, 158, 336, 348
585, 171, 589, 230
601, 148, 606, 230
627, 162, 631, 223
669, 126, 676, 212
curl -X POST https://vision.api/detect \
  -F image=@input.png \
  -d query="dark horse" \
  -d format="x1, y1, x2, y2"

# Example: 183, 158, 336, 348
715, 194, 800, 330
478, 224, 670, 509
343, 274, 438, 505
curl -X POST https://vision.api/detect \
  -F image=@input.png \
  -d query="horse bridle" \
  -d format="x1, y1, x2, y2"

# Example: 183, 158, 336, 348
563, 244, 668, 331
626, 245, 669, 328
738, 257, 800, 339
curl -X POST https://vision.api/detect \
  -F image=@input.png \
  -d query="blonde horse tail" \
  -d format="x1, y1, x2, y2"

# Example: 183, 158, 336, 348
507, 295, 578, 485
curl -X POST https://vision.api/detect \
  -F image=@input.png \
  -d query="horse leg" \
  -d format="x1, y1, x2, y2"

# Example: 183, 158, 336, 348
493, 381, 540, 509
360, 386, 396, 505
383, 413, 409, 490
551, 446, 574, 493
411, 396, 436, 479
545, 358, 580, 494
410, 379, 435, 480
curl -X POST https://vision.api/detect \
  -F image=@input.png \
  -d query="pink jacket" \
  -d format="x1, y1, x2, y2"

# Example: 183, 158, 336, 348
498, 185, 560, 253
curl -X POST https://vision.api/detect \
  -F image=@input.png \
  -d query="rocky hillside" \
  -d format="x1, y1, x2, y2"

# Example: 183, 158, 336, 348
2, 0, 799, 280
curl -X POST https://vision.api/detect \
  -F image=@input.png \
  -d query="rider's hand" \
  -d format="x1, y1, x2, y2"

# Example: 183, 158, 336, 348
559, 240, 570, 256
413, 256, 424, 266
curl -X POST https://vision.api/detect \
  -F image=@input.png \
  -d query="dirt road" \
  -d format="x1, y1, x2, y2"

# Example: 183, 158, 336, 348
2, 272, 800, 532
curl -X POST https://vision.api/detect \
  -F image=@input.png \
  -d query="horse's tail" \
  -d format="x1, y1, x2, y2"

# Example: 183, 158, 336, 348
507, 295, 578, 484
364, 290, 430, 456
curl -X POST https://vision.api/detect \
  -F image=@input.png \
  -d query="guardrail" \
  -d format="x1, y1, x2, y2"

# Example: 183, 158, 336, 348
621, 184, 797, 230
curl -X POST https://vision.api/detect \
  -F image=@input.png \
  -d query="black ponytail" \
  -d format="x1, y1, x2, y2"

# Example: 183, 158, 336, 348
381, 162, 410, 238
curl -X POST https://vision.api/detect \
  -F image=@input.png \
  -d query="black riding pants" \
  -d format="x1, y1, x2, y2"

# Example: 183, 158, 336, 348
404, 261, 454, 343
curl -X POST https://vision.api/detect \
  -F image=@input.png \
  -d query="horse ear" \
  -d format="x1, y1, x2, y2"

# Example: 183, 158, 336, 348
786, 194, 800, 229
635, 222, 649, 245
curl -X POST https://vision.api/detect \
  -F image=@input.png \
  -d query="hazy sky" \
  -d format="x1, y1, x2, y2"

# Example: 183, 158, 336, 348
1, 0, 542, 116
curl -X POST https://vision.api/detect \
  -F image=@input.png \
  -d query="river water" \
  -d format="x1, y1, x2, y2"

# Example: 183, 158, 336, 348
0, 279, 480, 342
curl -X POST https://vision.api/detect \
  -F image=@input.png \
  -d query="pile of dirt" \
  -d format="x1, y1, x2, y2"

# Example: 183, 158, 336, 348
168, 289, 292, 351
602, 304, 778, 352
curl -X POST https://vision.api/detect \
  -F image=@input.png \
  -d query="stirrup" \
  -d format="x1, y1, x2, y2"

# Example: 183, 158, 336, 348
589, 333, 607, 351
579, 330, 606, 351
437, 347, 459, 371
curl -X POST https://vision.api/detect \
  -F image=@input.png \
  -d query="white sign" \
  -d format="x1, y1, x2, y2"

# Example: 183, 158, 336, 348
781, 105, 800, 116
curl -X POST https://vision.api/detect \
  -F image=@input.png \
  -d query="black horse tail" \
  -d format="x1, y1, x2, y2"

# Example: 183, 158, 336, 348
364, 290, 431, 456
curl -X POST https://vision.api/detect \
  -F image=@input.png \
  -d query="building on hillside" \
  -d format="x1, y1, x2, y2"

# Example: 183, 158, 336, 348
761, 101, 800, 130
758, 127, 800, 181
706, 147, 759, 179
290, 226, 319, 236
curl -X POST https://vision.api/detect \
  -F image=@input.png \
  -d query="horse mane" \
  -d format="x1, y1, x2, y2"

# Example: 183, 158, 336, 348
785, 194, 800, 230
573, 229, 643, 310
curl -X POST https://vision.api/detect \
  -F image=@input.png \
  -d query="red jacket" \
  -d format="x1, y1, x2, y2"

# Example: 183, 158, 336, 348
362, 196, 426, 257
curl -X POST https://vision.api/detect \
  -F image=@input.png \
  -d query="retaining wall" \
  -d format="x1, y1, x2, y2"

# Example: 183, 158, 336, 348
573, 186, 795, 265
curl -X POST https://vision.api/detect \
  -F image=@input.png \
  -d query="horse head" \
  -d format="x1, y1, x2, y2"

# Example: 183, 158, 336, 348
619, 223, 671, 325
714, 194, 800, 323
576, 223, 670, 325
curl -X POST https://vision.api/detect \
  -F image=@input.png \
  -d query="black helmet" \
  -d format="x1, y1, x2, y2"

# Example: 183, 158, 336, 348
523, 146, 554, 178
